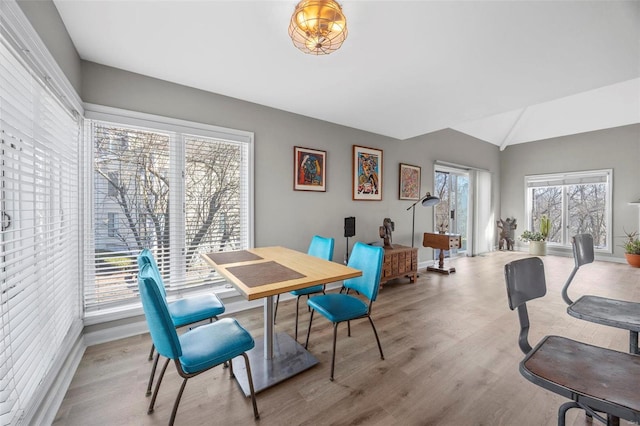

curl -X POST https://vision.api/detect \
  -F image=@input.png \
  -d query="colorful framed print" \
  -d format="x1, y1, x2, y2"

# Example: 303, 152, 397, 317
353, 145, 383, 201
294, 146, 326, 191
399, 163, 421, 200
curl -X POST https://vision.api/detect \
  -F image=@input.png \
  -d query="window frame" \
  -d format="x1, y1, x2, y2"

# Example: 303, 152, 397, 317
83, 103, 255, 316
524, 169, 613, 252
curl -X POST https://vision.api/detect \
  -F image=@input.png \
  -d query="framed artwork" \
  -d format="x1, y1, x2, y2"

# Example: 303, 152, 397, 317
294, 146, 326, 191
353, 145, 383, 201
399, 163, 421, 200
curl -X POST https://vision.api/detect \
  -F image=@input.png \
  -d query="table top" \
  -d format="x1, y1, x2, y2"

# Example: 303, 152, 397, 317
202, 246, 362, 300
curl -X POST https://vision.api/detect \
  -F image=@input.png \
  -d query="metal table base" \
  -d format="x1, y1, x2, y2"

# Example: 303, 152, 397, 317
231, 331, 318, 396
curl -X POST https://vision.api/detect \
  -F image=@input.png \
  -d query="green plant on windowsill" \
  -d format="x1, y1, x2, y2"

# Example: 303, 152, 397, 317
520, 215, 551, 242
519, 230, 546, 242
623, 229, 640, 255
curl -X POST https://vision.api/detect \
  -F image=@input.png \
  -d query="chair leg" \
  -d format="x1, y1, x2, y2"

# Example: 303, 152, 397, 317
148, 357, 170, 414
347, 320, 351, 337
367, 315, 385, 360
330, 322, 339, 381
146, 352, 161, 396
305, 309, 315, 349
295, 295, 301, 342
228, 357, 235, 378
274, 294, 280, 323
558, 401, 580, 426
169, 378, 188, 426
241, 353, 260, 419
148, 343, 155, 361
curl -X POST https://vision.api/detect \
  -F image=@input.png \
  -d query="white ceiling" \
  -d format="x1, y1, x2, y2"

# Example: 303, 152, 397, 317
52, 0, 640, 147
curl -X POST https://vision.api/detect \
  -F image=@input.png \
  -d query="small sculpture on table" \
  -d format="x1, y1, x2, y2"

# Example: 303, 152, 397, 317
497, 217, 517, 251
379, 217, 395, 249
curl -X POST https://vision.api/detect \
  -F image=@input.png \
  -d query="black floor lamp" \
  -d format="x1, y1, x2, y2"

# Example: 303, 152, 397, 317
407, 192, 441, 248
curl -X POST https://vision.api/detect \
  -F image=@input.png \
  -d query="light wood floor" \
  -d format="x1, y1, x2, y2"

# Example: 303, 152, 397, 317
54, 252, 640, 426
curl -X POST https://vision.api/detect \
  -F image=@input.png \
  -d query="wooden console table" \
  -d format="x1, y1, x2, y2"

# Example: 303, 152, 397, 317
423, 232, 461, 275
379, 244, 418, 287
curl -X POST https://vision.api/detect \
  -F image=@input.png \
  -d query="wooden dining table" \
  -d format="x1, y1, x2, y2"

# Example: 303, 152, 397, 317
202, 246, 362, 395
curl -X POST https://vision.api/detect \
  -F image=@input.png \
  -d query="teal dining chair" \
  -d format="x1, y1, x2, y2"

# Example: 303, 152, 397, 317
273, 235, 335, 341
138, 261, 259, 425
304, 241, 384, 381
137, 249, 226, 396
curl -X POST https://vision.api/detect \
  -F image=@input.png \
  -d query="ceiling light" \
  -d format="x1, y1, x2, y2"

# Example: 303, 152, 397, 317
288, 0, 348, 55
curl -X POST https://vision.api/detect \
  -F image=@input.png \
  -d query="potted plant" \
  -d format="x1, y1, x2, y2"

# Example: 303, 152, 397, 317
623, 229, 640, 267
520, 215, 550, 256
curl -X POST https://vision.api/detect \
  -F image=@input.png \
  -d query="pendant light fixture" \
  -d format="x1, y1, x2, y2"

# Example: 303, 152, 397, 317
288, 0, 348, 55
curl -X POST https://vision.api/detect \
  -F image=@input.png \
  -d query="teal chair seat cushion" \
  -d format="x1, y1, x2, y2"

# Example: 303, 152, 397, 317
307, 294, 368, 323
290, 285, 324, 297
178, 318, 255, 374
168, 294, 225, 328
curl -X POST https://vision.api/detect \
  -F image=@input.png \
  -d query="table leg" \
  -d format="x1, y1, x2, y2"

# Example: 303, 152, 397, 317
264, 295, 274, 359
630, 330, 638, 355
231, 294, 319, 396
426, 248, 457, 275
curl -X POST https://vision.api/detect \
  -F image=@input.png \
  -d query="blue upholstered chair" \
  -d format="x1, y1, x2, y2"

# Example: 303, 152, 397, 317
138, 262, 258, 425
304, 241, 384, 381
138, 249, 225, 396
274, 235, 335, 341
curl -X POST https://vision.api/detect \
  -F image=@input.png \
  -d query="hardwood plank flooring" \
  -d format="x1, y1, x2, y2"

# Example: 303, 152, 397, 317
53, 252, 640, 425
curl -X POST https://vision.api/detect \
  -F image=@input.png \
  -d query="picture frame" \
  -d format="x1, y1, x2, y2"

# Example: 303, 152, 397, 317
353, 145, 383, 201
293, 146, 326, 191
399, 163, 421, 200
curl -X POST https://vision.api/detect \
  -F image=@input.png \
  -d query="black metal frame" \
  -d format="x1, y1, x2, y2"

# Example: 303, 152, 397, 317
148, 352, 258, 425
146, 316, 217, 396
562, 234, 640, 355
304, 297, 384, 381
506, 257, 640, 426
273, 288, 325, 342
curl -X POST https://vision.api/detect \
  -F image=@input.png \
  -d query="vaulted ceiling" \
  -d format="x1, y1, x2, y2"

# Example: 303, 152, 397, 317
53, 0, 640, 148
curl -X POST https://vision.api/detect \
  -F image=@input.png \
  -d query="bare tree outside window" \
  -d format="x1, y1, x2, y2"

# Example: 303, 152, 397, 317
91, 124, 245, 307
530, 186, 562, 243
526, 170, 611, 249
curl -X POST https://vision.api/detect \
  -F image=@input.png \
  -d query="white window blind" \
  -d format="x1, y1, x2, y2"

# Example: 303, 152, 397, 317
0, 35, 80, 425
85, 113, 252, 312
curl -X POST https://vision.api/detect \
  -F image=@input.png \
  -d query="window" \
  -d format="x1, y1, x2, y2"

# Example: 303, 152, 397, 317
107, 212, 117, 237
107, 172, 119, 197
525, 170, 612, 250
85, 110, 253, 312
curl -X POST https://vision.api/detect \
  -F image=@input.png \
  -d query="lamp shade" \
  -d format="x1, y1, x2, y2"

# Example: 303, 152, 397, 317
422, 193, 440, 207
289, 0, 348, 55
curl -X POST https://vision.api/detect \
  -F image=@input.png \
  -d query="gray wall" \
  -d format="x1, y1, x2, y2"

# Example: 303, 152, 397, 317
17, 0, 82, 94
81, 62, 501, 264
500, 124, 640, 259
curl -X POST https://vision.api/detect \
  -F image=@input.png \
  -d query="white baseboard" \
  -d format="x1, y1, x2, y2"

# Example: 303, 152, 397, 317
28, 320, 85, 425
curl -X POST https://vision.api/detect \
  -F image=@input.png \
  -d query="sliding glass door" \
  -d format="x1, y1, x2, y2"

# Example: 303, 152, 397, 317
434, 166, 469, 257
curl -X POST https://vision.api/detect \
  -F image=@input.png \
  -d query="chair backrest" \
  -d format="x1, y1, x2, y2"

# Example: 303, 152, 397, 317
561, 233, 594, 305
572, 233, 595, 268
138, 248, 166, 297
343, 242, 384, 302
307, 235, 335, 261
138, 262, 182, 360
504, 257, 547, 354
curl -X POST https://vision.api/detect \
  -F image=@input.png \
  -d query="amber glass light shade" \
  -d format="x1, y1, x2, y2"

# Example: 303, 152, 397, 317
288, 0, 348, 55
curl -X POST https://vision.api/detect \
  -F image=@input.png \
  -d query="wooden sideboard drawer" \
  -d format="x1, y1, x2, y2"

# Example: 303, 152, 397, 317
379, 244, 418, 288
